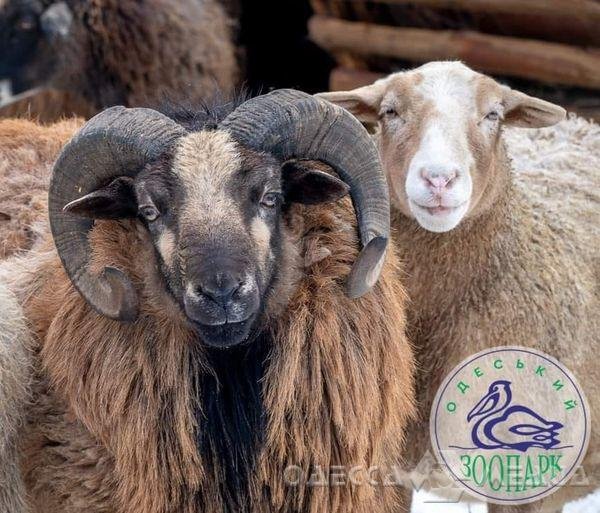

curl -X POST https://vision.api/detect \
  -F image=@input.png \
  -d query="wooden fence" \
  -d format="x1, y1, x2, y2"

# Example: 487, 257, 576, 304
309, 0, 600, 96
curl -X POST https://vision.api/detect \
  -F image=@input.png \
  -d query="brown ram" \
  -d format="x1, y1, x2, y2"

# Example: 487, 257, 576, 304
1, 91, 415, 513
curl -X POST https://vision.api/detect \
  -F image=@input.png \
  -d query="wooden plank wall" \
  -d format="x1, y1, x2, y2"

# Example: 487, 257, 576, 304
309, 0, 600, 92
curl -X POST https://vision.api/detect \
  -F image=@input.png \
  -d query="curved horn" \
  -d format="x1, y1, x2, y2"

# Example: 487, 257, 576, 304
220, 89, 390, 297
49, 106, 187, 321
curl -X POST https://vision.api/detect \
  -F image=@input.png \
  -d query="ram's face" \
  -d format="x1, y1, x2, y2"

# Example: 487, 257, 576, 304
140, 132, 285, 347
67, 130, 349, 347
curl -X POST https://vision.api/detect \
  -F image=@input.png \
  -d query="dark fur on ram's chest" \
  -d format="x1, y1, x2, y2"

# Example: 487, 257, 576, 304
193, 337, 269, 511
14, 187, 414, 513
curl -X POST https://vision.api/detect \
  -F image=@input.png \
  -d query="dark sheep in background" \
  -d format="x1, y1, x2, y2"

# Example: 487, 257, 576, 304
0, 0, 238, 120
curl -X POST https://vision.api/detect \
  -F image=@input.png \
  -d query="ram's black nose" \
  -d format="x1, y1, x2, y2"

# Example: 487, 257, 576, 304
195, 271, 244, 307
184, 266, 260, 340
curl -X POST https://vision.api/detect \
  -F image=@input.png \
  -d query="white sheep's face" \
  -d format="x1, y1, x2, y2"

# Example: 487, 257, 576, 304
66, 130, 349, 348
318, 61, 566, 233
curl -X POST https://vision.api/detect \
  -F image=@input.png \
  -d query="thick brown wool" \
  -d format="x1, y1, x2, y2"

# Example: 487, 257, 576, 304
0, 117, 83, 258
70, 0, 238, 109
8, 194, 415, 513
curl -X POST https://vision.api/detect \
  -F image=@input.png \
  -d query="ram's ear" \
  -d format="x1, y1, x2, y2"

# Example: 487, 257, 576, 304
283, 162, 350, 205
316, 80, 387, 124
40, 2, 73, 39
502, 87, 566, 128
63, 177, 137, 219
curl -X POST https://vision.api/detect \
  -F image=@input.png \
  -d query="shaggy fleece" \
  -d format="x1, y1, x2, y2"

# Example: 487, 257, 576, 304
0, 281, 31, 513
506, 114, 600, 237
0, 117, 83, 258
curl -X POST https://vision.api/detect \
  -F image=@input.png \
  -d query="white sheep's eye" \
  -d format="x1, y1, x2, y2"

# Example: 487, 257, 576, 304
485, 110, 500, 122
382, 107, 398, 118
260, 192, 280, 209
139, 205, 160, 222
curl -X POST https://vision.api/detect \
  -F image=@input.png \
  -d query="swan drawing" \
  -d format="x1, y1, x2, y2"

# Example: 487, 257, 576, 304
466, 380, 564, 452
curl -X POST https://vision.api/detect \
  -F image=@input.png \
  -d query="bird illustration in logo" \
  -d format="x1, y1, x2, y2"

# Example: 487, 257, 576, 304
467, 380, 564, 452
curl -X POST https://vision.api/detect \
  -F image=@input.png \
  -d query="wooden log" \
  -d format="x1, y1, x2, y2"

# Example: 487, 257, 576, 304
330, 67, 384, 90
309, 15, 600, 89
366, 0, 600, 24
311, 1, 600, 46
309, 0, 347, 17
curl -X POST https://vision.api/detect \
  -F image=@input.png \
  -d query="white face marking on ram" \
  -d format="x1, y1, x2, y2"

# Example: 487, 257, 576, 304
250, 216, 272, 269
173, 131, 243, 234
404, 62, 477, 232
157, 230, 176, 268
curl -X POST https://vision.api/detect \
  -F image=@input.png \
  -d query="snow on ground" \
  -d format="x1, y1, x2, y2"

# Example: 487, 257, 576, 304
412, 489, 600, 513
563, 490, 600, 513
412, 490, 485, 513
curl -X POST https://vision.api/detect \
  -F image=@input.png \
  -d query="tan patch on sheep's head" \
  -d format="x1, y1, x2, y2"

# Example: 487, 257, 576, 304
173, 131, 245, 240
157, 229, 176, 269
168, 130, 287, 281
319, 61, 565, 232
250, 216, 272, 270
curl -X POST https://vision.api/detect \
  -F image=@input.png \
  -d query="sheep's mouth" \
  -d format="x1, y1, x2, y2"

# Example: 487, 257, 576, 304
424, 205, 456, 216
191, 316, 258, 349
411, 200, 467, 217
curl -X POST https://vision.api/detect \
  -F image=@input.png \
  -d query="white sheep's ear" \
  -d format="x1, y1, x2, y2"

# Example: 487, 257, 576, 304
316, 80, 388, 124
40, 2, 73, 39
502, 87, 566, 128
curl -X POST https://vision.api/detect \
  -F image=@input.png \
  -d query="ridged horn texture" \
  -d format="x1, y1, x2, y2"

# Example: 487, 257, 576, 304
220, 89, 390, 297
49, 106, 187, 321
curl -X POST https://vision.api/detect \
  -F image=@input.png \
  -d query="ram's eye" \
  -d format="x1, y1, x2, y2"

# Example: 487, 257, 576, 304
260, 192, 281, 209
139, 205, 160, 222
485, 110, 500, 122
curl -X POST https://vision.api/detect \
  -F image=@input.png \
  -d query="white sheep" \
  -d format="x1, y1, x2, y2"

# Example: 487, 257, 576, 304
319, 61, 600, 513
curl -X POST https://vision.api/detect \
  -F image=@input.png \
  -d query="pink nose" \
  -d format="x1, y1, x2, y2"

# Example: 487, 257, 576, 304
421, 168, 458, 191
